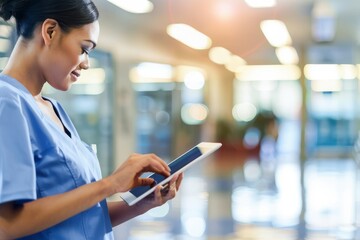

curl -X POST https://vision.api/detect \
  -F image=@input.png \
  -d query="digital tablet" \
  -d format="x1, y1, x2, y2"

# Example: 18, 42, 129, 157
120, 142, 222, 206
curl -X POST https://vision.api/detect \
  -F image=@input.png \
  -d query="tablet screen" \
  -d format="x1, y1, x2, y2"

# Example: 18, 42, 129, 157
120, 142, 222, 206
130, 146, 202, 197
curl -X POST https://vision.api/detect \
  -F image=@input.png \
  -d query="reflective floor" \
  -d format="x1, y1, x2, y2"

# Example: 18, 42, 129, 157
113, 153, 360, 240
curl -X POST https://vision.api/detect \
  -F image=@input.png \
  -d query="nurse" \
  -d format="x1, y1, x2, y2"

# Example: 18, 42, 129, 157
0, 0, 183, 239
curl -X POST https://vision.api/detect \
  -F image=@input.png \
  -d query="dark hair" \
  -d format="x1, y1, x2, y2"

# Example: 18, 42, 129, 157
0, 0, 99, 39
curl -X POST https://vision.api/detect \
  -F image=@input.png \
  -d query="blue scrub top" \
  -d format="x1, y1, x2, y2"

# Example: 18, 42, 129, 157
0, 74, 114, 240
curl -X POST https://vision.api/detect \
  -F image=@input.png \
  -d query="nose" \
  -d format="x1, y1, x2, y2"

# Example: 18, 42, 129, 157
80, 54, 90, 70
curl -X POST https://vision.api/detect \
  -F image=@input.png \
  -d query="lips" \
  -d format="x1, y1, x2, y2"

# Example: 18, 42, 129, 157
71, 71, 80, 78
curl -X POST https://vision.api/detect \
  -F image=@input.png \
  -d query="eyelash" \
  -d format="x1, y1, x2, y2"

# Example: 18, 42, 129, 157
82, 48, 90, 55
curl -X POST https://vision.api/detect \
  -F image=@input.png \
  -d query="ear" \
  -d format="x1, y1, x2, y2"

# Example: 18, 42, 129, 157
41, 18, 59, 45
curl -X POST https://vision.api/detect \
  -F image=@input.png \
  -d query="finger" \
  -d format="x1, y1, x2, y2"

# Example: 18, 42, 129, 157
154, 185, 163, 202
143, 154, 170, 176
176, 173, 184, 191
138, 177, 155, 187
149, 154, 171, 172
160, 183, 170, 195
168, 174, 178, 187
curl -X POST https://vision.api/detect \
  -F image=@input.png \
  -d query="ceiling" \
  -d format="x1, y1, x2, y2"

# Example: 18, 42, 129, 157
93, 0, 360, 67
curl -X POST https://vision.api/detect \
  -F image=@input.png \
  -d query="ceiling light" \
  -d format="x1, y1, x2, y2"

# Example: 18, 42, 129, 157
276, 46, 299, 65
260, 20, 292, 47
304, 64, 340, 81
106, 0, 153, 14
236, 65, 301, 81
225, 55, 247, 72
305, 64, 357, 81
167, 24, 212, 50
244, 0, 277, 8
340, 64, 357, 80
209, 47, 232, 65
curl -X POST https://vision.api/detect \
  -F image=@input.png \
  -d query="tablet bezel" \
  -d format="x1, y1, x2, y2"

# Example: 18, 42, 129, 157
119, 142, 222, 206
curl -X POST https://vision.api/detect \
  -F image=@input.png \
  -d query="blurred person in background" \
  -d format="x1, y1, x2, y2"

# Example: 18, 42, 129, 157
244, 112, 279, 191
0, 0, 183, 239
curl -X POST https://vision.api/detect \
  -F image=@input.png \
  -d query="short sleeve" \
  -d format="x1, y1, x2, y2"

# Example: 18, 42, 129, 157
0, 96, 36, 204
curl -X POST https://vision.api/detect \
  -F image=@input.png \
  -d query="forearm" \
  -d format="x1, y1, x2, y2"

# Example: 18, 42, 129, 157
0, 178, 114, 239
107, 200, 148, 227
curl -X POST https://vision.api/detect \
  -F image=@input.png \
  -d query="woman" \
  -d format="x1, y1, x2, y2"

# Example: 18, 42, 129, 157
0, 0, 183, 239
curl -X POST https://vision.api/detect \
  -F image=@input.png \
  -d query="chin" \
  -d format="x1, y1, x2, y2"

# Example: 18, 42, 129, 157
55, 83, 72, 92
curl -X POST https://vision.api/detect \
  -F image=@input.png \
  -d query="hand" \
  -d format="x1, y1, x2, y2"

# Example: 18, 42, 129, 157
135, 173, 184, 212
107, 153, 171, 194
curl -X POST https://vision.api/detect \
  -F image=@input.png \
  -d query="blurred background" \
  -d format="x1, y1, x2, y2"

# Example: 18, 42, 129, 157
2, 0, 360, 239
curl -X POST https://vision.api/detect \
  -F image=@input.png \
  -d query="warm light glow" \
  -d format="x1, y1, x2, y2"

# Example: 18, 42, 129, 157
208, 47, 232, 65
167, 24, 212, 50
130, 62, 173, 83
260, 20, 292, 47
340, 64, 357, 80
181, 104, 208, 125
225, 55, 247, 72
232, 103, 257, 122
184, 71, 205, 90
106, 0, 153, 13
244, 0, 277, 8
236, 65, 301, 81
276, 46, 299, 65
304, 64, 339, 81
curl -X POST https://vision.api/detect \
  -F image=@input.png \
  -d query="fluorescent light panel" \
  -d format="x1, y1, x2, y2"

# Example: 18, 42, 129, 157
276, 46, 299, 65
225, 55, 247, 72
167, 24, 212, 50
209, 47, 232, 65
236, 65, 301, 81
304, 64, 357, 81
106, 0, 153, 14
260, 20, 292, 47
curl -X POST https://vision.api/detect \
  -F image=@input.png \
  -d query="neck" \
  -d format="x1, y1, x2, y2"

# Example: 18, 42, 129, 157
3, 37, 45, 96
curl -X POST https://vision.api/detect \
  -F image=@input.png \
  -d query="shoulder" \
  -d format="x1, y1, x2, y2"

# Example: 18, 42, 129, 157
0, 75, 39, 117
0, 74, 31, 101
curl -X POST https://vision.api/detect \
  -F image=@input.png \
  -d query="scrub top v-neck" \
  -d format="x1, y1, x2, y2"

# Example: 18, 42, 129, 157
0, 74, 114, 240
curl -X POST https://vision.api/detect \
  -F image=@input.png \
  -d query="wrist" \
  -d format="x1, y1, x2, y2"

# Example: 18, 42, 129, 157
99, 177, 117, 197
